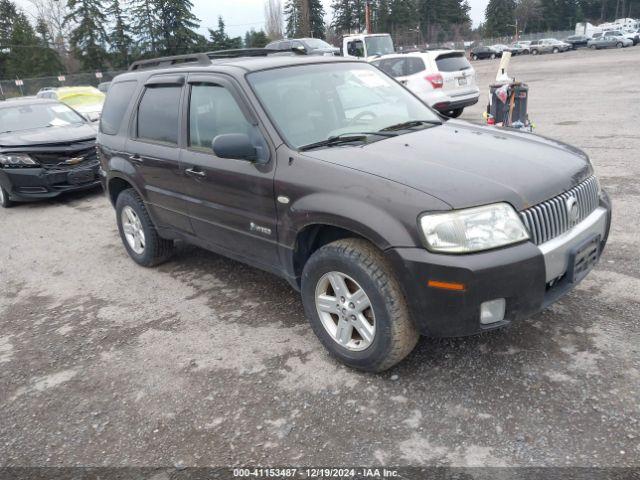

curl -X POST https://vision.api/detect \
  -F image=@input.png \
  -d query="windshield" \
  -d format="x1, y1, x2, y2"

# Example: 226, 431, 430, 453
0, 102, 85, 133
305, 38, 333, 49
365, 36, 394, 56
248, 62, 441, 149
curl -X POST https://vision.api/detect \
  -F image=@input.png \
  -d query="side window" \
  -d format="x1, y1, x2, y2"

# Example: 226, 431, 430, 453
188, 83, 252, 151
278, 41, 291, 50
378, 58, 405, 77
406, 57, 426, 75
100, 81, 137, 135
137, 85, 182, 145
347, 40, 364, 57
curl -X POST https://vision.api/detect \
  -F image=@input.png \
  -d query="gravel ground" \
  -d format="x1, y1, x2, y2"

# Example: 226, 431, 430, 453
0, 46, 639, 468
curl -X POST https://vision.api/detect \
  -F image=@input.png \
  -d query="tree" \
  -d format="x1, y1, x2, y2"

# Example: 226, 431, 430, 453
65, 0, 109, 70
309, 0, 326, 37
265, 0, 284, 40
484, 0, 516, 36
106, 0, 131, 68
34, 15, 65, 74
515, 0, 542, 33
244, 28, 270, 47
209, 16, 243, 50
155, 0, 205, 55
129, 0, 158, 55
331, 0, 365, 34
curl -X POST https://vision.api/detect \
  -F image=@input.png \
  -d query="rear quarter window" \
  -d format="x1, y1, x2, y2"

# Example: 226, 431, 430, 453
137, 85, 182, 145
100, 81, 138, 135
406, 57, 425, 75
435, 54, 471, 72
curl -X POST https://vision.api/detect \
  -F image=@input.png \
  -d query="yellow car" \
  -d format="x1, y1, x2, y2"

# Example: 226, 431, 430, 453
37, 86, 105, 122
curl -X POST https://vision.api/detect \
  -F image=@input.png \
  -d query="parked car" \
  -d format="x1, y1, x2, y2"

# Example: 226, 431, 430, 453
587, 35, 633, 49
565, 35, 590, 49
507, 42, 529, 54
0, 98, 100, 207
371, 50, 479, 118
266, 38, 340, 56
530, 38, 571, 55
97, 81, 111, 93
470, 46, 500, 60
490, 44, 511, 54
596, 30, 639, 45
98, 52, 611, 372
36, 86, 106, 122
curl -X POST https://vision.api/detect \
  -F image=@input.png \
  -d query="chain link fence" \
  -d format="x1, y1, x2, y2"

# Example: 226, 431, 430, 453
0, 70, 126, 99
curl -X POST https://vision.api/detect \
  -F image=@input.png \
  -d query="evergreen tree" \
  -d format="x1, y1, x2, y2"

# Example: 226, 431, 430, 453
65, 0, 109, 70
484, 0, 516, 36
209, 17, 243, 50
285, 0, 325, 37
309, 0, 326, 37
155, 0, 204, 55
5, 11, 40, 77
129, 0, 158, 56
331, 0, 365, 34
244, 29, 270, 47
34, 15, 65, 75
106, 0, 131, 68
284, 0, 301, 37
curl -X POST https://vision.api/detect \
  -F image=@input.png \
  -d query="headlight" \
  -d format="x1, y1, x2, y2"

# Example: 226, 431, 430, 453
419, 203, 530, 253
0, 153, 39, 167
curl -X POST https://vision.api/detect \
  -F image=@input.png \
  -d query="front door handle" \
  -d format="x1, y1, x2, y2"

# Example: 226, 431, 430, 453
185, 167, 206, 178
129, 154, 143, 164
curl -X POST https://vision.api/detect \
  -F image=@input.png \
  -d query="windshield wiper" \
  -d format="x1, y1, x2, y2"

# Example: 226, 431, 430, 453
379, 120, 442, 132
299, 132, 396, 151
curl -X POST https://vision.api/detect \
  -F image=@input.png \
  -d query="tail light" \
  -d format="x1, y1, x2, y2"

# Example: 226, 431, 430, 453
426, 73, 444, 89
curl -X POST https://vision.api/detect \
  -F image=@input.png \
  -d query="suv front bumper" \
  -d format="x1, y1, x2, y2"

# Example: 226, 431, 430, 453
386, 192, 612, 337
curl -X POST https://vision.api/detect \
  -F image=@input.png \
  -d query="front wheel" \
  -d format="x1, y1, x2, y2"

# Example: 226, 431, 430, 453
531, 49, 539, 55
115, 188, 174, 267
616, 42, 623, 48
301, 238, 419, 372
444, 108, 464, 118
0, 185, 12, 208
490, 53, 496, 59
552, 47, 559, 53
472, 54, 478, 60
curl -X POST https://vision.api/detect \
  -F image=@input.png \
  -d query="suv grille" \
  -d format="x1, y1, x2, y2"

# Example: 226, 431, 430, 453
519, 176, 600, 245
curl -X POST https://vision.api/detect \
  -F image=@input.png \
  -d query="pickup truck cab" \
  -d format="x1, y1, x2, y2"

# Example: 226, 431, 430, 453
342, 33, 395, 60
98, 51, 611, 372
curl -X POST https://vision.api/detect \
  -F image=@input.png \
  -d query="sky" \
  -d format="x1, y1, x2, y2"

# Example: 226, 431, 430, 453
15, 0, 487, 39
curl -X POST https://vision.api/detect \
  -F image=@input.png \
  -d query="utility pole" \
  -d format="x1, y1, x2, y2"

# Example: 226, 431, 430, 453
300, 0, 310, 37
365, 1, 372, 34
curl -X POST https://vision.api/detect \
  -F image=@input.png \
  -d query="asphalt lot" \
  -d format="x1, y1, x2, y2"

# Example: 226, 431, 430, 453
1, 46, 639, 468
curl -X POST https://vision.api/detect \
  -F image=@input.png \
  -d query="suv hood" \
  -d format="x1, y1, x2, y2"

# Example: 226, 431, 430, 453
302, 120, 593, 211
0, 123, 97, 148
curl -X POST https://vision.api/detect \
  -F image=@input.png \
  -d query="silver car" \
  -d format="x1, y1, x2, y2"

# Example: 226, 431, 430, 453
588, 35, 633, 49
530, 38, 571, 55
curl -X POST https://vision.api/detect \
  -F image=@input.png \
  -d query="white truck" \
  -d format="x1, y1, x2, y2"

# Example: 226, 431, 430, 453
342, 33, 395, 60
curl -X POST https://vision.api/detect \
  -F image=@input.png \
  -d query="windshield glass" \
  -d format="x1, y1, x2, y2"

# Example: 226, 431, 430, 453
365, 36, 394, 56
0, 102, 85, 133
248, 62, 441, 149
305, 38, 333, 49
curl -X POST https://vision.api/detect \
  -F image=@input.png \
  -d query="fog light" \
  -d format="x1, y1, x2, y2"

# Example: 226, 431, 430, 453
480, 299, 506, 325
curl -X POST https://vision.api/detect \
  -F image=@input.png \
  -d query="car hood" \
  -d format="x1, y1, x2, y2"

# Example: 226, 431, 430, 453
0, 123, 97, 148
301, 120, 593, 211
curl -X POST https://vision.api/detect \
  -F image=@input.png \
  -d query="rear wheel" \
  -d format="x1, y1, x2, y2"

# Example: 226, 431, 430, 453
472, 54, 478, 60
531, 49, 539, 55
115, 188, 174, 267
301, 238, 419, 372
590, 44, 597, 49
0, 185, 12, 208
552, 47, 559, 53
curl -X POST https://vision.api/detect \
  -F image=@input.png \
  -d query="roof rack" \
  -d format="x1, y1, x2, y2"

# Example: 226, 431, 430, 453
129, 53, 212, 71
128, 48, 305, 71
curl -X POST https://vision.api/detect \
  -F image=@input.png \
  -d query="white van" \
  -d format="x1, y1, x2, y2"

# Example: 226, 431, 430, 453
371, 50, 479, 118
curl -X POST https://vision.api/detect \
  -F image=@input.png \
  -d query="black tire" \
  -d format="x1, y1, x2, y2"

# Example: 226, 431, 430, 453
301, 238, 419, 372
552, 47, 559, 53
0, 185, 12, 208
471, 54, 478, 60
490, 53, 496, 59
444, 108, 464, 118
616, 42, 623, 48
115, 188, 174, 267
590, 44, 597, 49
531, 49, 539, 55
523, 49, 530, 54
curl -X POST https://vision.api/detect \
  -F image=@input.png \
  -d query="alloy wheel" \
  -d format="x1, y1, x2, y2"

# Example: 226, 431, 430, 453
121, 206, 146, 254
315, 271, 376, 352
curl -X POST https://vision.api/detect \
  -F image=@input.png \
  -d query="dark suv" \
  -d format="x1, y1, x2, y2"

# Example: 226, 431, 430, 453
98, 51, 611, 372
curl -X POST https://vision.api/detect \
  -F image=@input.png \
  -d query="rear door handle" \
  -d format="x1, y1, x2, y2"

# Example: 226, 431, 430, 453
129, 154, 143, 164
185, 167, 206, 178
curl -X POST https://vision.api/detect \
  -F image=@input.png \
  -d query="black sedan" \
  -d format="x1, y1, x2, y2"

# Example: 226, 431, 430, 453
470, 46, 501, 60
0, 98, 100, 207
565, 35, 590, 49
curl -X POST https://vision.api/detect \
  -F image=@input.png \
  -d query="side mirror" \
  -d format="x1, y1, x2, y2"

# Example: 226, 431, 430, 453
212, 133, 257, 162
